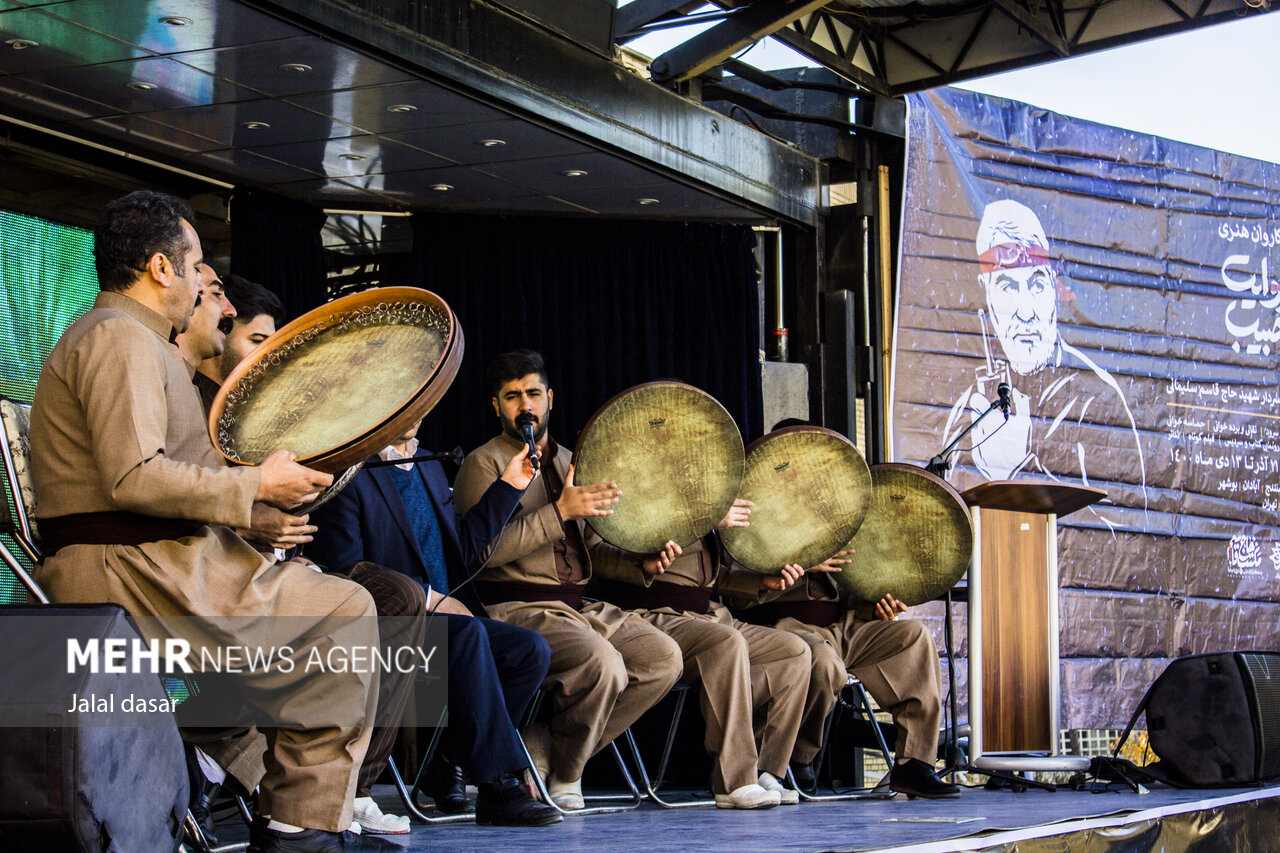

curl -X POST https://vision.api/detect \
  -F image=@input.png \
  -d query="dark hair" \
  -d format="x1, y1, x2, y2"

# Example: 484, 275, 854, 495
93, 191, 195, 293
222, 273, 285, 327
772, 417, 812, 432
485, 349, 549, 398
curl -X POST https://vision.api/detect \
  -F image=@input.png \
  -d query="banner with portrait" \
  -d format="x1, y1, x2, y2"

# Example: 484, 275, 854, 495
894, 88, 1280, 727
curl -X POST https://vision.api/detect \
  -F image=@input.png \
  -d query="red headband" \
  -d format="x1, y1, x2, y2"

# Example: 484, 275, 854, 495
977, 242, 1051, 274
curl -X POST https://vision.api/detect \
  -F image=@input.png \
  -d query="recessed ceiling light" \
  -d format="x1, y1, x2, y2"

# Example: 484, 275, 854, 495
239, 121, 271, 130
126, 81, 157, 91
4, 39, 38, 50
561, 169, 589, 177
386, 104, 418, 113
429, 183, 454, 192
478, 138, 506, 148
339, 153, 368, 161
635, 197, 660, 206
158, 15, 193, 26
278, 63, 312, 73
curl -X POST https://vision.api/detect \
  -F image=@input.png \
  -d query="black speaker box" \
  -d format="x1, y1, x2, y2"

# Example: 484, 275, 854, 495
0, 604, 188, 851
1137, 651, 1280, 787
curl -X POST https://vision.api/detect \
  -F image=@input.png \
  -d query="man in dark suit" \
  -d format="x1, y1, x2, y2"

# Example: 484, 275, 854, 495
309, 419, 560, 827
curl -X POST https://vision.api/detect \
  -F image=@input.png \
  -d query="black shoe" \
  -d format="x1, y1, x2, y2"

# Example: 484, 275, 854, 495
247, 821, 402, 852
475, 775, 563, 827
789, 760, 816, 792
421, 756, 471, 814
889, 758, 961, 799
185, 748, 222, 846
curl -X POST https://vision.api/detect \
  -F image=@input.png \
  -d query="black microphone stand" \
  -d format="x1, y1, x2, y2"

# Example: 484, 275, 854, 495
925, 399, 1005, 478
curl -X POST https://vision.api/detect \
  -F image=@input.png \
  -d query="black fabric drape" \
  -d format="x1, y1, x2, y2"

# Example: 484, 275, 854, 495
405, 213, 763, 457
228, 188, 327, 320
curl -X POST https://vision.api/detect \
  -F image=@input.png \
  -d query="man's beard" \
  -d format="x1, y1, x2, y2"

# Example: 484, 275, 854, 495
504, 414, 548, 444
1001, 329, 1055, 375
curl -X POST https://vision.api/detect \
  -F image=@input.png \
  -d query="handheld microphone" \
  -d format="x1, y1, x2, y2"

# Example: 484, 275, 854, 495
996, 382, 1012, 421
514, 412, 540, 471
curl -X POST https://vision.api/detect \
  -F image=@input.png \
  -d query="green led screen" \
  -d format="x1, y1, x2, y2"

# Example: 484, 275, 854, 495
0, 209, 97, 404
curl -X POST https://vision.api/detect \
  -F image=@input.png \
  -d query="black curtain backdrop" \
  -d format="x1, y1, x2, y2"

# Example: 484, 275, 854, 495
405, 213, 763, 459
228, 188, 328, 320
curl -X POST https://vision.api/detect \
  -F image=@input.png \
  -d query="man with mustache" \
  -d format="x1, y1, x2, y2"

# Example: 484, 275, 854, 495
942, 199, 1146, 530
30, 191, 395, 852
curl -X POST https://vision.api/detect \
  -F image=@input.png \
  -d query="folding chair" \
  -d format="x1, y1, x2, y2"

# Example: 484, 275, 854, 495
621, 682, 716, 808
789, 675, 897, 801
386, 704, 476, 824
0, 398, 247, 853
520, 688, 643, 815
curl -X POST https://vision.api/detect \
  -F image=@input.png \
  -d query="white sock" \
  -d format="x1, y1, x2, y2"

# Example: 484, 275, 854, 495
266, 819, 304, 834
354, 796, 374, 809
194, 748, 227, 786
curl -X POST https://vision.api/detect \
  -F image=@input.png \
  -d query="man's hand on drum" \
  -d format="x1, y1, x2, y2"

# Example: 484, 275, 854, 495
240, 502, 317, 550
554, 463, 621, 520
874, 594, 908, 621
762, 563, 805, 591
714, 498, 753, 530
642, 540, 682, 576
806, 548, 854, 574
256, 449, 333, 509
500, 443, 540, 490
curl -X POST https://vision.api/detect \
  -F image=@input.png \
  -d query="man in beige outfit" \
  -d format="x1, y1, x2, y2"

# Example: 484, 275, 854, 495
454, 349, 683, 810
30, 191, 398, 852
592, 503, 813, 809
722, 551, 958, 800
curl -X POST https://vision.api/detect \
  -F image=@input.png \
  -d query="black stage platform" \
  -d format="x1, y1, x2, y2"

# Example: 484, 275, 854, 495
212, 782, 1280, 852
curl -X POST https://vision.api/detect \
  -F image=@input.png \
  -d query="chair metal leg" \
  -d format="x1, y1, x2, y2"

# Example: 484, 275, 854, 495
0, 539, 45, 603
235, 795, 254, 827
793, 677, 896, 801
182, 809, 248, 852
518, 731, 642, 815
622, 728, 716, 808
618, 684, 715, 808
387, 704, 476, 824
387, 756, 476, 824
848, 679, 896, 770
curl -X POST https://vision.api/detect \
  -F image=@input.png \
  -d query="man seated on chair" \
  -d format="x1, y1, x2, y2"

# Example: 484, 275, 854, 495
177, 270, 441, 835
29, 190, 400, 852
591, 502, 812, 809
720, 419, 959, 801
453, 349, 683, 810
308, 414, 560, 827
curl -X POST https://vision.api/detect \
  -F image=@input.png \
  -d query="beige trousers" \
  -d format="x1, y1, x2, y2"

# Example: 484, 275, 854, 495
782, 613, 942, 765
40, 543, 378, 832
486, 599, 682, 782
639, 602, 810, 791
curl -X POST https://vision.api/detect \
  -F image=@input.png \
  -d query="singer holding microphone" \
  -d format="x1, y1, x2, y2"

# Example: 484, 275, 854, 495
308, 416, 563, 827
454, 349, 683, 811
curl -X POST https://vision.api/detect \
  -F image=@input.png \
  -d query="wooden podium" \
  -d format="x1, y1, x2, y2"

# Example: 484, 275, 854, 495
959, 480, 1106, 773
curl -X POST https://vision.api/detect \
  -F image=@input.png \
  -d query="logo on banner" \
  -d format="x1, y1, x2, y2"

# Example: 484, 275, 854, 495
1227, 533, 1265, 579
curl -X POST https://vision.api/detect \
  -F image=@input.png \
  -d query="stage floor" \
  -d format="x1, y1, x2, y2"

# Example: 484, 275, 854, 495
212, 781, 1280, 852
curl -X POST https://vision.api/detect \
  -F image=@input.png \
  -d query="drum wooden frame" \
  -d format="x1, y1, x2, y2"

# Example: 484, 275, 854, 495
209, 287, 463, 474
837, 463, 972, 607
721, 425, 871, 574
573, 382, 744, 555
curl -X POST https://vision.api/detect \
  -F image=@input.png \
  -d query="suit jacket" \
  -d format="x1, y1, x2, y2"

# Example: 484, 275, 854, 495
454, 432, 601, 586
307, 454, 522, 616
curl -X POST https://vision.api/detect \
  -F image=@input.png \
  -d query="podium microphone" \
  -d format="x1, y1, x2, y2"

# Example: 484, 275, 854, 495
515, 412, 541, 471
996, 382, 1012, 421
